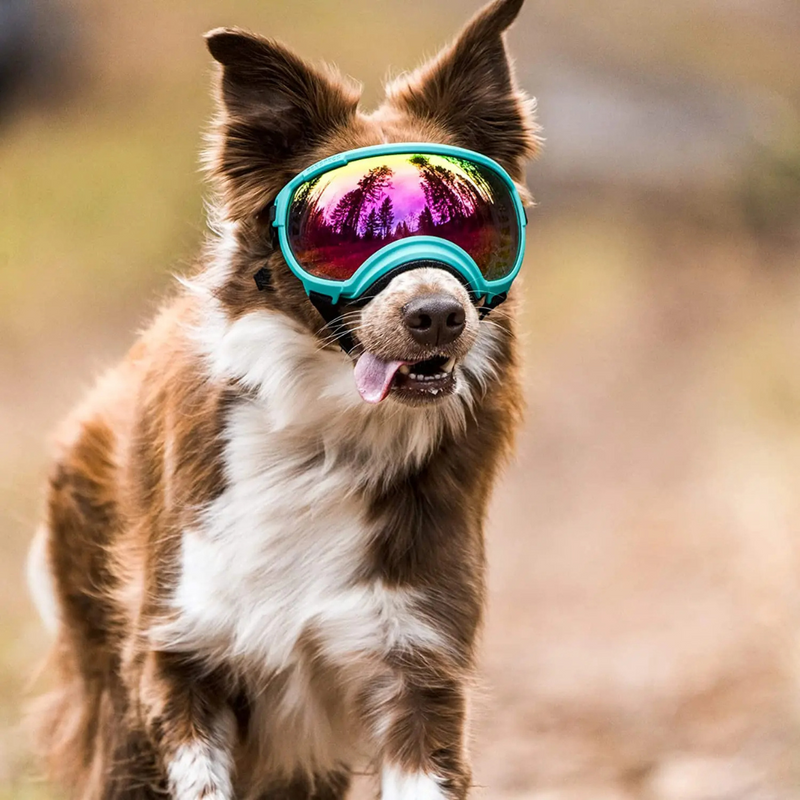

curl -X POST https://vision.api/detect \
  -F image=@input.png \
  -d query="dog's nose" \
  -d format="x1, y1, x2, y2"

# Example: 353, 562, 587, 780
402, 294, 466, 346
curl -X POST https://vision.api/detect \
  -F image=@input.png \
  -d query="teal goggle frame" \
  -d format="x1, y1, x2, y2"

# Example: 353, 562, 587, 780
264, 142, 528, 309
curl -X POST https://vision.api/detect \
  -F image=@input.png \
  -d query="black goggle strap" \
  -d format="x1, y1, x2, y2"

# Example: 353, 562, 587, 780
308, 292, 358, 355
478, 292, 507, 319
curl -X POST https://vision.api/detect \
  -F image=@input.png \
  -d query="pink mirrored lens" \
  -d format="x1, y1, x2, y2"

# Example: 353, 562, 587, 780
286, 153, 519, 283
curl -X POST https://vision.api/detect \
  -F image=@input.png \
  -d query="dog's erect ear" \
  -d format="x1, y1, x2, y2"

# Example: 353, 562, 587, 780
205, 28, 360, 218
385, 0, 538, 179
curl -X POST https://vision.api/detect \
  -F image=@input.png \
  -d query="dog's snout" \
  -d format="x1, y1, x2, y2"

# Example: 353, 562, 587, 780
402, 294, 466, 347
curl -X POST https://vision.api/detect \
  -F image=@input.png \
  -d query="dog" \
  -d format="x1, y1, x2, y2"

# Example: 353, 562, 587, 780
26, 0, 538, 797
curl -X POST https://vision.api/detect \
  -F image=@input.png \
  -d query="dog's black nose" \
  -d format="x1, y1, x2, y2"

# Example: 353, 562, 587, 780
402, 294, 466, 346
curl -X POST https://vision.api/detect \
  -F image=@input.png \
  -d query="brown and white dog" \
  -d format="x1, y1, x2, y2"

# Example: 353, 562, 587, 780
26, 0, 538, 797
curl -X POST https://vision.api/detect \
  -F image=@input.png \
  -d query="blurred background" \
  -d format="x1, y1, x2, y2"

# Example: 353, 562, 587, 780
1, 0, 800, 798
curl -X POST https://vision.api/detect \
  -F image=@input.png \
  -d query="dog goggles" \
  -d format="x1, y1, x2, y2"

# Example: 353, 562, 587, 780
266, 143, 527, 309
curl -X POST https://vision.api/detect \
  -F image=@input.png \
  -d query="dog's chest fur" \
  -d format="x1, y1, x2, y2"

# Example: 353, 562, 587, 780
154, 310, 455, 775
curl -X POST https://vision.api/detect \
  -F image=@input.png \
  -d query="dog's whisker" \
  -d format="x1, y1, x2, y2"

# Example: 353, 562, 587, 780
315, 323, 366, 352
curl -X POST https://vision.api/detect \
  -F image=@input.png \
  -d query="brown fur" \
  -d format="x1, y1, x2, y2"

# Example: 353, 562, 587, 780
29, 1, 537, 798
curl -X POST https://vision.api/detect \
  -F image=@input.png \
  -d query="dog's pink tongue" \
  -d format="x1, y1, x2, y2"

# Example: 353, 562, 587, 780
354, 352, 404, 404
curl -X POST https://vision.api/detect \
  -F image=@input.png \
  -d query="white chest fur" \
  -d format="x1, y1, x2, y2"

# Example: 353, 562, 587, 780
154, 399, 445, 777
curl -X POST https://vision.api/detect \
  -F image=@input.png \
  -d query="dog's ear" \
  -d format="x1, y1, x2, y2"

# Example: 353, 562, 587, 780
205, 28, 360, 219
385, 0, 538, 179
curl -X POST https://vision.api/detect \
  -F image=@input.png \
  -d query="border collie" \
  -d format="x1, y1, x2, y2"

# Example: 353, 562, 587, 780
27, 1, 538, 797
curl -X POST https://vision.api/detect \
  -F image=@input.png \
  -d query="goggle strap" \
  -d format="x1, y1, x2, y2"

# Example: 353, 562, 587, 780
251, 270, 357, 353
309, 291, 357, 355
253, 268, 272, 291
478, 292, 507, 319
253, 203, 279, 292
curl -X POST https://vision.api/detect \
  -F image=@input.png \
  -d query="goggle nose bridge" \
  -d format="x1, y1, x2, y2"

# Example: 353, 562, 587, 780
299, 259, 506, 356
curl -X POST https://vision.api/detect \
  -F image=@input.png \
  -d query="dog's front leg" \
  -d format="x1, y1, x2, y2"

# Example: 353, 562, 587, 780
137, 650, 236, 800
374, 670, 472, 800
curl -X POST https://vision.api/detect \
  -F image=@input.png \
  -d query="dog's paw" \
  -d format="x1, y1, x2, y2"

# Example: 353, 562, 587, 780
381, 767, 448, 800
167, 741, 233, 800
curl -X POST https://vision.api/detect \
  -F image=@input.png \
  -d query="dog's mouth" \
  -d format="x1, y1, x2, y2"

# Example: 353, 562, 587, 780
354, 352, 457, 404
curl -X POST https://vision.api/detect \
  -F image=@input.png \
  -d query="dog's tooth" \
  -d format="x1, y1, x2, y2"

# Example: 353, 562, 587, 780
442, 357, 456, 373
399, 365, 410, 375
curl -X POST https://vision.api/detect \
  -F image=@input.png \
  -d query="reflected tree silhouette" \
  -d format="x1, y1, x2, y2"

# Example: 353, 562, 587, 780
378, 196, 394, 239
418, 205, 435, 234
328, 165, 392, 238
409, 155, 488, 225
287, 154, 515, 281
363, 207, 378, 240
